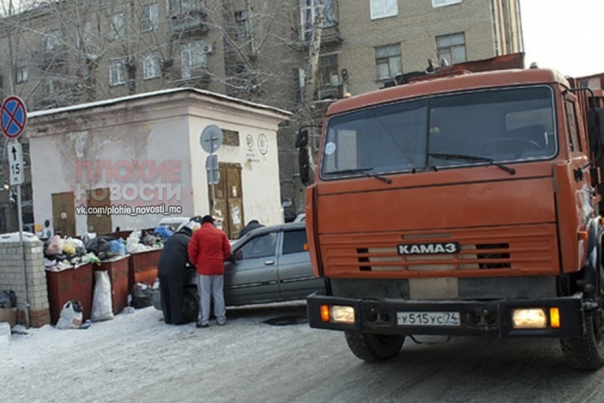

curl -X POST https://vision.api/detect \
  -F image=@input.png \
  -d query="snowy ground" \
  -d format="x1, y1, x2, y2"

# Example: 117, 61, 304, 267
0, 301, 342, 403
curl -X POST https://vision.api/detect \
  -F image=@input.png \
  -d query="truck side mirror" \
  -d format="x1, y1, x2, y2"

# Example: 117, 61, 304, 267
299, 147, 310, 185
295, 129, 309, 148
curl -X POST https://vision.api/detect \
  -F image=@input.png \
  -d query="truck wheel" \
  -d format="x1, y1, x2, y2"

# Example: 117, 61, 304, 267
182, 287, 199, 324
345, 331, 404, 362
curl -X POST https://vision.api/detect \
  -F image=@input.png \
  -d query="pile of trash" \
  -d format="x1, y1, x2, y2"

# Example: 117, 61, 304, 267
44, 228, 164, 272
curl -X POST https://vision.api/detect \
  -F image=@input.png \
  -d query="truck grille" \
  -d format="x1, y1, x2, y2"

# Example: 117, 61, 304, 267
321, 224, 558, 276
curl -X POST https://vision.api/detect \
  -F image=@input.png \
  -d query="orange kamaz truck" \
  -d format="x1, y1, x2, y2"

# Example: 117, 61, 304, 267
296, 54, 604, 369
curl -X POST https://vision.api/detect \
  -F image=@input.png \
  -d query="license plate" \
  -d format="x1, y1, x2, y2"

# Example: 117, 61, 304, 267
397, 311, 460, 326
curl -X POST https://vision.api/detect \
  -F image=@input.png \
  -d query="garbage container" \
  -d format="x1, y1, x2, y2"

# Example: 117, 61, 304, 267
46, 263, 94, 325
95, 255, 130, 315
128, 248, 162, 292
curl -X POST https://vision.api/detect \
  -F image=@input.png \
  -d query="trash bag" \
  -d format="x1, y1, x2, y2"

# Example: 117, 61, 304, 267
55, 300, 83, 329
91, 270, 114, 322
45, 235, 64, 256
0, 290, 17, 308
85, 237, 111, 260
141, 233, 159, 247
131, 282, 153, 309
154, 226, 173, 240
107, 240, 126, 257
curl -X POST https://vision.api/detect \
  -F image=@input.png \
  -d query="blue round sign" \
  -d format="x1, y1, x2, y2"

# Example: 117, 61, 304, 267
1, 95, 27, 139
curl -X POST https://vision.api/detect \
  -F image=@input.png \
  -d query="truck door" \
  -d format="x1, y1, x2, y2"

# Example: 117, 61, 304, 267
564, 94, 595, 265
277, 227, 324, 299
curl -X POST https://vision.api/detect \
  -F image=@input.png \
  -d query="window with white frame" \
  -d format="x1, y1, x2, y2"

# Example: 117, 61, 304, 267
319, 54, 339, 87
110, 13, 125, 39
16, 64, 28, 84
180, 41, 208, 79
44, 30, 61, 51
300, 0, 337, 41
143, 52, 161, 79
370, 0, 398, 20
109, 58, 127, 85
432, 0, 462, 7
141, 4, 159, 32
436, 32, 466, 65
375, 44, 402, 80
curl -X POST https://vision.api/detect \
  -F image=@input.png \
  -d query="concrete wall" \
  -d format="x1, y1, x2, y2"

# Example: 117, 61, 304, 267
0, 233, 50, 328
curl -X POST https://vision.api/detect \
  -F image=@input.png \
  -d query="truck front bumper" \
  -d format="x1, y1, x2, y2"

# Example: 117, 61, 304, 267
306, 291, 587, 338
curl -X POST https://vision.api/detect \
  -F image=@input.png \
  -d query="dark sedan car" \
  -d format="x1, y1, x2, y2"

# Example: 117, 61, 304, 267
152, 222, 324, 321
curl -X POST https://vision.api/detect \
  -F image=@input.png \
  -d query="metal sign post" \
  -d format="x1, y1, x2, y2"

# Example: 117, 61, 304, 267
2, 95, 29, 327
200, 125, 223, 217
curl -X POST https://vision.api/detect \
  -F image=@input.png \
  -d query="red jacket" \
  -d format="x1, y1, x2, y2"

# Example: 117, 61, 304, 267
187, 223, 231, 275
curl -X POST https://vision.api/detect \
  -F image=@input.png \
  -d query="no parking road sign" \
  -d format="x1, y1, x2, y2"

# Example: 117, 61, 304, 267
1, 95, 27, 139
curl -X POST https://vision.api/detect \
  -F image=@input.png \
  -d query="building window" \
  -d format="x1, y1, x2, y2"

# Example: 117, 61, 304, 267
300, 0, 337, 41
173, 0, 202, 14
110, 13, 125, 40
319, 54, 339, 87
370, 0, 398, 20
141, 4, 159, 32
16, 65, 28, 84
77, 21, 92, 49
43, 78, 58, 96
109, 58, 126, 85
436, 32, 466, 65
181, 41, 208, 79
432, 0, 462, 7
143, 52, 161, 79
44, 30, 61, 51
234, 10, 247, 39
375, 44, 401, 80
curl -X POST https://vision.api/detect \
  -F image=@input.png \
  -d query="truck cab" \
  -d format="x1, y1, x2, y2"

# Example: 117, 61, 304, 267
298, 56, 604, 369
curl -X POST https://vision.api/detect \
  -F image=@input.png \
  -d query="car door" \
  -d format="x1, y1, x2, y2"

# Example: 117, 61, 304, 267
277, 227, 324, 300
223, 230, 280, 306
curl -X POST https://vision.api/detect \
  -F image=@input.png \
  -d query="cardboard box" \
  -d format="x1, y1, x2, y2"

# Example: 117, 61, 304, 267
0, 307, 17, 328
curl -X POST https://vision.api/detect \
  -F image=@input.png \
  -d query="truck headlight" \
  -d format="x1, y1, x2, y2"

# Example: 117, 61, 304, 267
321, 305, 355, 324
512, 308, 547, 329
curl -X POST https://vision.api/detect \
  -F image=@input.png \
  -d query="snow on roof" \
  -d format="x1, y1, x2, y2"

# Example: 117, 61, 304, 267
28, 87, 292, 119
0, 232, 40, 243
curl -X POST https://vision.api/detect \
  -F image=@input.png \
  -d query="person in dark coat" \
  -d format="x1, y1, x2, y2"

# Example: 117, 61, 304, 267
238, 219, 265, 238
157, 220, 198, 325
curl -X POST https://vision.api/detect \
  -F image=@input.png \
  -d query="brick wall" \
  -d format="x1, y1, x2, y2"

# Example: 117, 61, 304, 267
0, 235, 50, 328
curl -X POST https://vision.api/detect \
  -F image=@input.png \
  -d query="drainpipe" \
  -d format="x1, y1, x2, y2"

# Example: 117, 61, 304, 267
490, 0, 500, 56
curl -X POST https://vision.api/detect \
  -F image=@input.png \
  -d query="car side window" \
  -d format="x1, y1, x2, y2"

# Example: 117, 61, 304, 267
237, 233, 277, 259
282, 230, 307, 255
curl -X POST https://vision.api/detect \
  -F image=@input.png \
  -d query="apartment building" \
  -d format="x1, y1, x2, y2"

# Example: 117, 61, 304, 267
0, 0, 523, 232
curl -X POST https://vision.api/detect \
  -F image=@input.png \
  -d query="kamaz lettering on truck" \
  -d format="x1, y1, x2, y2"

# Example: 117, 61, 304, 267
296, 54, 604, 369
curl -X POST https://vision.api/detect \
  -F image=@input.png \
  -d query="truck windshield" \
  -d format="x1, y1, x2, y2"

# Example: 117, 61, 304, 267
320, 86, 556, 179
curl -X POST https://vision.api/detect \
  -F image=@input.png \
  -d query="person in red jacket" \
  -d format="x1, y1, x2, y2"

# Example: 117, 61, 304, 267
187, 215, 231, 328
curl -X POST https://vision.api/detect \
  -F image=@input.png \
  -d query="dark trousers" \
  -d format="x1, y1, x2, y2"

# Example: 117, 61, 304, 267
159, 275, 186, 325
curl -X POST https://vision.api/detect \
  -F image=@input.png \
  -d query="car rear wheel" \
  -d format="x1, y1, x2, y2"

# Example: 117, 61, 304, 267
182, 287, 199, 323
345, 331, 404, 362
